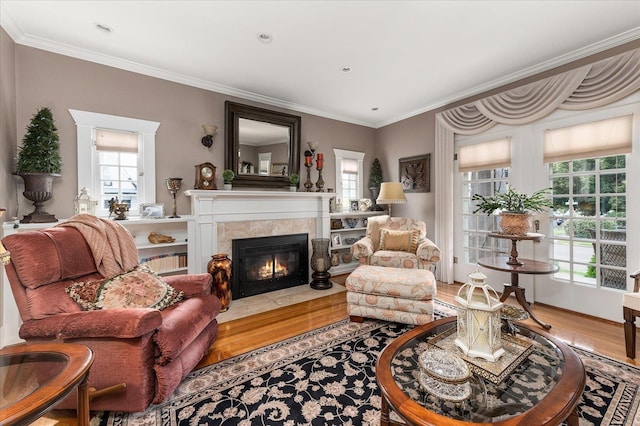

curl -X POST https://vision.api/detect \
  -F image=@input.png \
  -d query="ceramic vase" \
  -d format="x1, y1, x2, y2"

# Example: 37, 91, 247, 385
207, 253, 232, 312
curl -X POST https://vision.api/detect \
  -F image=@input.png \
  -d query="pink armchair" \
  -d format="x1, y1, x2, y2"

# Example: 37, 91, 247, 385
350, 215, 440, 270
2, 223, 221, 412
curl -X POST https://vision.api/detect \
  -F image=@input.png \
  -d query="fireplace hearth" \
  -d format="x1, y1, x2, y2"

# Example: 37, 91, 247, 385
232, 233, 309, 299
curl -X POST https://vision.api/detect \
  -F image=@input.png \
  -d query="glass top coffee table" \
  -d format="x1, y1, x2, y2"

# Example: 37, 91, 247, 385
376, 317, 585, 425
0, 343, 94, 426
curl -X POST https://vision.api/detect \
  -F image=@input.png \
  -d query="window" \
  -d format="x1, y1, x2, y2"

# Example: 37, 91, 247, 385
459, 138, 512, 264
333, 149, 365, 211
69, 109, 160, 217
545, 115, 632, 290
95, 129, 140, 211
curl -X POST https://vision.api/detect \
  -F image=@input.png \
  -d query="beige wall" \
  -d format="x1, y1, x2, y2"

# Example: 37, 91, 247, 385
3, 33, 638, 227
0, 28, 17, 216
5, 43, 375, 220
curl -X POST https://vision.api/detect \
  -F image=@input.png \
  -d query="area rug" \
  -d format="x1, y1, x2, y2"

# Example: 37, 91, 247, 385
93, 301, 640, 426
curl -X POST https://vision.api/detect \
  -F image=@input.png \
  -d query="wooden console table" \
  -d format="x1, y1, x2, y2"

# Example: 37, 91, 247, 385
478, 233, 558, 330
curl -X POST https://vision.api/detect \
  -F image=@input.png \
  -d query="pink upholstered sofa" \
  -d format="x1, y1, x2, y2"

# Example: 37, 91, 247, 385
2, 224, 221, 412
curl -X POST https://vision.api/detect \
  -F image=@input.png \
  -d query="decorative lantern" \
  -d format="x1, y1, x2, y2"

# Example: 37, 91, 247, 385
74, 187, 97, 216
454, 271, 505, 362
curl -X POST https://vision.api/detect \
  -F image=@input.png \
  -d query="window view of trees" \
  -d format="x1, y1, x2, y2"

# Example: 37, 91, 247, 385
549, 155, 627, 289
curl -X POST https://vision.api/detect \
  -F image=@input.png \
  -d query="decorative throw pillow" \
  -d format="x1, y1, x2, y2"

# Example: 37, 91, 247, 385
379, 229, 420, 253
66, 265, 184, 311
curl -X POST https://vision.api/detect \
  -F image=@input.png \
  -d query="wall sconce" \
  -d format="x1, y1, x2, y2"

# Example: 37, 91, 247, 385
201, 125, 218, 148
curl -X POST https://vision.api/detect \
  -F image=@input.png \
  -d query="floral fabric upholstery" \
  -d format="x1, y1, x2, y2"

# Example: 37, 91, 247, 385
350, 215, 440, 270
346, 265, 437, 325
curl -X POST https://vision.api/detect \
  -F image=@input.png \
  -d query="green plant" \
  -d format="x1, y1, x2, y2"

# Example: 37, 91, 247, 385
472, 187, 552, 215
369, 158, 383, 188
222, 169, 235, 184
289, 173, 299, 186
16, 107, 62, 174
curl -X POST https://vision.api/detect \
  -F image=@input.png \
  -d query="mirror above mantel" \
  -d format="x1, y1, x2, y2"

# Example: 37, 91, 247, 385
225, 101, 301, 189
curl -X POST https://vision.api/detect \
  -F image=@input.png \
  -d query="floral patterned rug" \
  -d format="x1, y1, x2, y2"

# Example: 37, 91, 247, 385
93, 301, 639, 426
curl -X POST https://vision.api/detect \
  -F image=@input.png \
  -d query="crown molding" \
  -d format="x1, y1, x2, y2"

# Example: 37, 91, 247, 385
376, 27, 640, 128
2, 5, 638, 130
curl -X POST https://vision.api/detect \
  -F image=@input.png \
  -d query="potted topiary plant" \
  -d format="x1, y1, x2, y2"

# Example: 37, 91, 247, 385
368, 158, 384, 211
289, 173, 299, 191
471, 187, 552, 235
222, 169, 235, 190
15, 107, 62, 223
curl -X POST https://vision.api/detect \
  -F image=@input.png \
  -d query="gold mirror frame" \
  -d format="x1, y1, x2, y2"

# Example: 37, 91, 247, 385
225, 101, 301, 189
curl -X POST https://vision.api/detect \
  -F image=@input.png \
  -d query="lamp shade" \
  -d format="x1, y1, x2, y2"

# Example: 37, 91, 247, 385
376, 182, 407, 204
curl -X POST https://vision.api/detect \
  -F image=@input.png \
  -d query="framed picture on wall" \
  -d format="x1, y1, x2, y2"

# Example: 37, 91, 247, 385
399, 154, 430, 193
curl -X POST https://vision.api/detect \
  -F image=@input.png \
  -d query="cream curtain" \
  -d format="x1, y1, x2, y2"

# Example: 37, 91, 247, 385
435, 48, 640, 283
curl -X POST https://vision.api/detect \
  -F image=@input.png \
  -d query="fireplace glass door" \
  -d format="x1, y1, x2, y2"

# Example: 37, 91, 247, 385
232, 233, 309, 299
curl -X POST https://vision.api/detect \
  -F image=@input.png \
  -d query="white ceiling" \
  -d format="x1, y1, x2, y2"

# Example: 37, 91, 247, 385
2, 1, 639, 128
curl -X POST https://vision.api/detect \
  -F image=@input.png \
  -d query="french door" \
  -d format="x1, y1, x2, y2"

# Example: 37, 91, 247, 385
455, 98, 639, 323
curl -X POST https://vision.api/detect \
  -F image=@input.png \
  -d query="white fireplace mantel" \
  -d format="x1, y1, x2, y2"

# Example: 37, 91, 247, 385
185, 190, 334, 273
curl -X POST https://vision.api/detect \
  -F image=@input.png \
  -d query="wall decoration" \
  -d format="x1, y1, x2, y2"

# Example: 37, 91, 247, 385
399, 154, 430, 193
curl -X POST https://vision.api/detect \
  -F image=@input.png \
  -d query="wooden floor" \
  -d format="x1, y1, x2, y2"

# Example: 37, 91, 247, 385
40, 275, 638, 425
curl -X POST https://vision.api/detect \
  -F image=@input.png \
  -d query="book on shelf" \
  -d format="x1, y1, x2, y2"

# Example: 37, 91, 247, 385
140, 252, 187, 273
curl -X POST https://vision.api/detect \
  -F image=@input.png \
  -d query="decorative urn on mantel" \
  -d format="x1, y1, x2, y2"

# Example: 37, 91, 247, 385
454, 271, 505, 362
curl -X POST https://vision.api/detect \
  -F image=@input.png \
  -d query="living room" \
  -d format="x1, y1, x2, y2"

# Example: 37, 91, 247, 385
1, 2, 640, 425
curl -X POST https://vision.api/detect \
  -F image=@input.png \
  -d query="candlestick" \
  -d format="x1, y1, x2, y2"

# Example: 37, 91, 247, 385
315, 164, 325, 192
304, 163, 314, 192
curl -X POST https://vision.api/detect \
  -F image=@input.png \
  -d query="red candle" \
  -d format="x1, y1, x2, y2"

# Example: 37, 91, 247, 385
305, 155, 312, 165
316, 153, 323, 169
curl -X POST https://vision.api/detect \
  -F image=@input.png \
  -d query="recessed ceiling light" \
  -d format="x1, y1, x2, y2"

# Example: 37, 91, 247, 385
257, 33, 273, 43
340, 66, 352, 73
95, 23, 113, 33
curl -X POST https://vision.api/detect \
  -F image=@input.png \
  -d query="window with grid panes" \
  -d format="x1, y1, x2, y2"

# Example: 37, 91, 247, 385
462, 168, 511, 264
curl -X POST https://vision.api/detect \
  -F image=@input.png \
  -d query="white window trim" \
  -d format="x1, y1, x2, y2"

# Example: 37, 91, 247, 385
333, 149, 365, 205
69, 109, 160, 216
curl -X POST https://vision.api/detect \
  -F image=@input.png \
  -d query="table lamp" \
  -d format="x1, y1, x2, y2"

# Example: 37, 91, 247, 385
376, 182, 406, 216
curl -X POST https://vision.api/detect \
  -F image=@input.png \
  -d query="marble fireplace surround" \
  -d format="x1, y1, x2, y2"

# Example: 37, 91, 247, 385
185, 190, 335, 280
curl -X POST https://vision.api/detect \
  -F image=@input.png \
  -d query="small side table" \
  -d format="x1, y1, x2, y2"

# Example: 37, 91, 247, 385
0, 343, 94, 426
478, 233, 558, 330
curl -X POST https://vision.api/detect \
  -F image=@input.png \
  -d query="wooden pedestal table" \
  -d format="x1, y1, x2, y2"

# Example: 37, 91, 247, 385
0, 343, 94, 426
478, 252, 558, 330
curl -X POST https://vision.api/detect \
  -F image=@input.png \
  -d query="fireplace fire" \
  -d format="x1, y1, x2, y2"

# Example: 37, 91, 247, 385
232, 233, 309, 299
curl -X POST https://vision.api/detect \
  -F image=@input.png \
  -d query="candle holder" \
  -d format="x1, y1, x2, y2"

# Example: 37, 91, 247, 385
165, 178, 183, 218
304, 163, 314, 192
315, 166, 325, 192
310, 238, 332, 289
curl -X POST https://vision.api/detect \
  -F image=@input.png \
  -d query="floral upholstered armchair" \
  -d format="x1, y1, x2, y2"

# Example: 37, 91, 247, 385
350, 215, 440, 270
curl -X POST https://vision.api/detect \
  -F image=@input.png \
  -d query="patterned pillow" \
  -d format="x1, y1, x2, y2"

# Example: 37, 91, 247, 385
66, 265, 184, 311
379, 229, 420, 253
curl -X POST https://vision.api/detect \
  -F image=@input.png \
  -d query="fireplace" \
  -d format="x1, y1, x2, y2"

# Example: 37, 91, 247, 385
232, 233, 309, 299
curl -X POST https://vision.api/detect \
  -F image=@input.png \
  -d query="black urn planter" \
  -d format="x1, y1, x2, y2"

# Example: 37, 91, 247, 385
369, 187, 384, 211
18, 172, 60, 223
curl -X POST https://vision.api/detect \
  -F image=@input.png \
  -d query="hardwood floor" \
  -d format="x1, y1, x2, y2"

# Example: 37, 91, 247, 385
39, 275, 638, 425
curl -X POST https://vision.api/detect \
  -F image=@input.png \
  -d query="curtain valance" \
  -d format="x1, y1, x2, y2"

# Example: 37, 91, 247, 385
439, 49, 639, 134
434, 48, 639, 284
